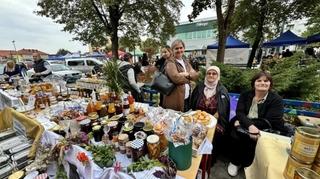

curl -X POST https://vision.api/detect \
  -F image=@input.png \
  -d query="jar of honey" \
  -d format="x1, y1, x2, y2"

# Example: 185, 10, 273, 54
147, 135, 160, 159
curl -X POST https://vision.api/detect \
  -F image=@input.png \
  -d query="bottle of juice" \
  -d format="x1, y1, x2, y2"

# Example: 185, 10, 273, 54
128, 91, 135, 113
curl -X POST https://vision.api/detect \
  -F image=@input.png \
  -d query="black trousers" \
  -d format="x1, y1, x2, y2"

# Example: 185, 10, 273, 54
229, 129, 257, 167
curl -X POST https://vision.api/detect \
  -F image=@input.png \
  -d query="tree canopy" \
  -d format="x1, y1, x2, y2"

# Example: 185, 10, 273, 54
36, 0, 183, 58
230, 0, 320, 67
140, 38, 161, 58
56, 48, 71, 56
302, 4, 320, 37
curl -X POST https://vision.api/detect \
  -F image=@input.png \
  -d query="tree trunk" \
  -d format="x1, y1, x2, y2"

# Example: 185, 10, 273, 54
215, 0, 236, 63
247, 0, 267, 68
109, 6, 121, 59
111, 29, 119, 59
217, 29, 227, 63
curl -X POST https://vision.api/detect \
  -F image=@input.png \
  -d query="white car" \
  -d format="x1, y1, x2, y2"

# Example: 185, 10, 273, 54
65, 57, 105, 73
28, 64, 82, 83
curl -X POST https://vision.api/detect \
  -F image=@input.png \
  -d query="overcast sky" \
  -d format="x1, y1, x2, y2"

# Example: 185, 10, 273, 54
0, 0, 214, 54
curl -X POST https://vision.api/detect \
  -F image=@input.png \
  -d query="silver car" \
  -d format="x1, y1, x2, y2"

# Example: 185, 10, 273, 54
50, 64, 82, 83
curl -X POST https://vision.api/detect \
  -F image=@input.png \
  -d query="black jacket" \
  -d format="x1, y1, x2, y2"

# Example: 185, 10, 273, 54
191, 81, 230, 131
235, 90, 285, 132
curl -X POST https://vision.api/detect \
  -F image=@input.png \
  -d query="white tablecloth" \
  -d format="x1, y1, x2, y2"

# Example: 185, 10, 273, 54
245, 131, 291, 179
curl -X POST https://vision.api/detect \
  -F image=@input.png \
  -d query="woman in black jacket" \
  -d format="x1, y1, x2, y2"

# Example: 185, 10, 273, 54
227, 71, 285, 177
191, 66, 230, 158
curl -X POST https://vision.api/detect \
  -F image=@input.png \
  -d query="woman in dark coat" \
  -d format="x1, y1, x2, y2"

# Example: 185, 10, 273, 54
191, 66, 230, 161
227, 71, 286, 177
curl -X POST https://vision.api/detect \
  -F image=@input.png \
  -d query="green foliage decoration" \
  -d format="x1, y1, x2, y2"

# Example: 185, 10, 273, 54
102, 58, 124, 95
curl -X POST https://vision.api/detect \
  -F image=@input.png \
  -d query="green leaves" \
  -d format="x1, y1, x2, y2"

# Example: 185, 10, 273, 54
86, 145, 115, 168
127, 156, 164, 172
36, 0, 182, 54
103, 59, 124, 95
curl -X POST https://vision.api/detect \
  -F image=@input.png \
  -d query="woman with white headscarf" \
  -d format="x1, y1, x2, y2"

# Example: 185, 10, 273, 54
191, 66, 230, 161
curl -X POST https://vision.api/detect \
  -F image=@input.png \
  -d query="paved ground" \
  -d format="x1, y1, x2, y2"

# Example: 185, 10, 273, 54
208, 155, 246, 179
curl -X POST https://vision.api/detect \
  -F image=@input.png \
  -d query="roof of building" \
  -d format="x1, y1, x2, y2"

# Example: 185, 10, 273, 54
17, 49, 48, 55
0, 50, 16, 57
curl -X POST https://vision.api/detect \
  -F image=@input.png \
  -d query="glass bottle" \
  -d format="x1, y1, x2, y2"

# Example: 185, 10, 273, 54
122, 97, 129, 116
86, 100, 96, 115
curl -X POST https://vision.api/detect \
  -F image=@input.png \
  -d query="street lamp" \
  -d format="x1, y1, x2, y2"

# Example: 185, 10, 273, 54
12, 40, 17, 52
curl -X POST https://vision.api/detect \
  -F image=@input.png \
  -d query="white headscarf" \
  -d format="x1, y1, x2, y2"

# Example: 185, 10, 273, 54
204, 66, 220, 99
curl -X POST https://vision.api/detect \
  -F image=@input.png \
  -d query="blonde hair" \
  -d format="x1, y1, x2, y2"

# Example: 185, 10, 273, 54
161, 46, 172, 58
6, 60, 15, 69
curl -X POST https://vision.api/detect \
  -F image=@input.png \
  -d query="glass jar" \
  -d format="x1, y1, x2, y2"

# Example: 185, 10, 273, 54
79, 119, 91, 134
126, 141, 132, 158
131, 139, 144, 162
107, 121, 118, 140
147, 134, 160, 159
108, 102, 116, 117
92, 125, 103, 142
112, 131, 119, 151
99, 105, 108, 118
155, 131, 168, 152
118, 134, 129, 154
133, 122, 145, 134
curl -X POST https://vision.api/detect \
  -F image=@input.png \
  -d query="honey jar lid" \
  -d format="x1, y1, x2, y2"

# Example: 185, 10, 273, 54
118, 134, 129, 141
147, 134, 159, 144
295, 167, 320, 179
107, 121, 118, 127
92, 125, 101, 131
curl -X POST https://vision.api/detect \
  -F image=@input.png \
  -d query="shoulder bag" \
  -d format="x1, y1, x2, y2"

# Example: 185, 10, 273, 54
151, 63, 175, 96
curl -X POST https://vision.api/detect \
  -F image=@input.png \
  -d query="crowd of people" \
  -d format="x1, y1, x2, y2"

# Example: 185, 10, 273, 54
136, 39, 287, 177
2, 39, 288, 177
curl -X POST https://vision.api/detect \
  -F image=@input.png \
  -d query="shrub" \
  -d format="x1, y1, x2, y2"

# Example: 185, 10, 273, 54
204, 52, 320, 101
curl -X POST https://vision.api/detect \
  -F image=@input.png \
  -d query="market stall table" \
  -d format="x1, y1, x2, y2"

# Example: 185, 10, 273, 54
177, 126, 215, 179
245, 131, 290, 179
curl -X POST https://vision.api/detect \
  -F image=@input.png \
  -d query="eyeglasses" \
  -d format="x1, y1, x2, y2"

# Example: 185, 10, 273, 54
207, 72, 217, 76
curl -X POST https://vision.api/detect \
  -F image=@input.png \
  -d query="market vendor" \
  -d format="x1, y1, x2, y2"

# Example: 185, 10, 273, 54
118, 53, 143, 102
190, 65, 230, 160
31, 52, 52, 79
3, 60, 22, 78
227, 71, 286, 177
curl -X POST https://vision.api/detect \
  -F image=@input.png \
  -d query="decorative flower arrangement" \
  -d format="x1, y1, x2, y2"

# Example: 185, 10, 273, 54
76, 152, 89, 166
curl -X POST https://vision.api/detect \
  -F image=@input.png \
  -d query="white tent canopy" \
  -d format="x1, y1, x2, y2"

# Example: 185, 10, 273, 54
206, 36, 250, 66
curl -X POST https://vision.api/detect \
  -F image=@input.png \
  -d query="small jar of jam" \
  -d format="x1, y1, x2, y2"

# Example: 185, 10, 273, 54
107, 121, 118, 140
118, 134, 129, 154
92, 125, 103, 142
79, 119, 91, 134
131, 139, 144, 162
126, 141, 132, 158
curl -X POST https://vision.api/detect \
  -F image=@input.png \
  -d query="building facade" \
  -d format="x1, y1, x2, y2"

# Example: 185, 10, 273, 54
168, 17, 217, 52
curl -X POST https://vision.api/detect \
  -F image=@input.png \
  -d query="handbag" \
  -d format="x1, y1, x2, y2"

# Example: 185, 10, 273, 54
230, 118, 281, 140
151, 65, 175, 96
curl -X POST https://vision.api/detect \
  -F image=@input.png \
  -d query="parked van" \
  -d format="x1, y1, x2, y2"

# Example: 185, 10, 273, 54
65, 57, 104, 73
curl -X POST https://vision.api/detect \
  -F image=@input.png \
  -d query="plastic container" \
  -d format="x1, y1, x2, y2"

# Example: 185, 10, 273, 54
169, 138, 192, 170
